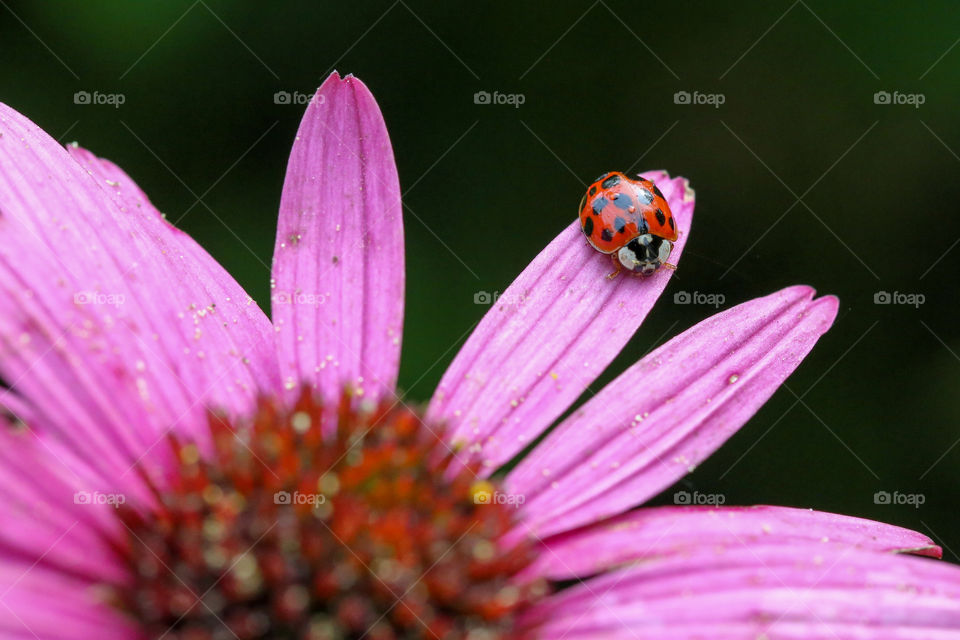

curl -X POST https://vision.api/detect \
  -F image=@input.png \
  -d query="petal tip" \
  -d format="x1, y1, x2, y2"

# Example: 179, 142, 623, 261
782, 284, 817, 301
316, 70, 351, 99
315, 71, 375, 111
809, 293, 840, 328
898, 544, 944, 559
321, 70, 364, 88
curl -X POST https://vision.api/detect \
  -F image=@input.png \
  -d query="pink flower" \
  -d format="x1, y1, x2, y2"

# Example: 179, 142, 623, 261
0, 71, 958, 639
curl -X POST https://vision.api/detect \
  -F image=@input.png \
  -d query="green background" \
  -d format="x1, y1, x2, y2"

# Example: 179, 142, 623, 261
3, 1, 959, 554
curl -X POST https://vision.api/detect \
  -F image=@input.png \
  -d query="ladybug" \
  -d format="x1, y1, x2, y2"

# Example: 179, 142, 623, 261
579, 171, 678, 277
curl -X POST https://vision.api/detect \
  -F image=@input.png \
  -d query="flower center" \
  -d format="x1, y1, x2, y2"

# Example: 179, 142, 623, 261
113, 390, 545, 639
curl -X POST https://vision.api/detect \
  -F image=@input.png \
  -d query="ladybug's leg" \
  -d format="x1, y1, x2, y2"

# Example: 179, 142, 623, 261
606, 254, 622, 280
661, 262, 677, 271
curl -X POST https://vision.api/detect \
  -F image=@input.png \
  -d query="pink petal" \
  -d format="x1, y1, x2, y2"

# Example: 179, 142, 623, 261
0, 563, 135, 639
521, 505, 941, 581
0, 102, 276, 489
0, 429, 127, 584
66, 145, 281, 409
271, 72, 404, 407
507, 286, 838, 538
427, 171, 695, 474
522, 543, 960, 638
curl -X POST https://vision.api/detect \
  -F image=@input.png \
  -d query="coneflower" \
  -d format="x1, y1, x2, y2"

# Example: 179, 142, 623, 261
0, 72, 957, 639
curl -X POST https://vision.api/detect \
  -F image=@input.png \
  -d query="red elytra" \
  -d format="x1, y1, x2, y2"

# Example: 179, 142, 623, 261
579, 171, 678, 253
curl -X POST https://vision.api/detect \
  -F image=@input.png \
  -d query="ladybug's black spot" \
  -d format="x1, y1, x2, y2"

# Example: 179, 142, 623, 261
594, 172, 613, 183
601, 173, 621, 189
601, 228, 614, 242
614, 216, 627, 233
582, 216, 594, 237
588, 185, 597, 197
668, 216, 676, 232
655, 208, 667, 227
636, 188, 654, 205
612, 193, 632, 210
652, 184, 665, 199
591, 197, 608, 215
633, 215, 649, 235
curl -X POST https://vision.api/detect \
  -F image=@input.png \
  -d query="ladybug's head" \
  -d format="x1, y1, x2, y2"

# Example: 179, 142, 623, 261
617, 234, 674, 277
